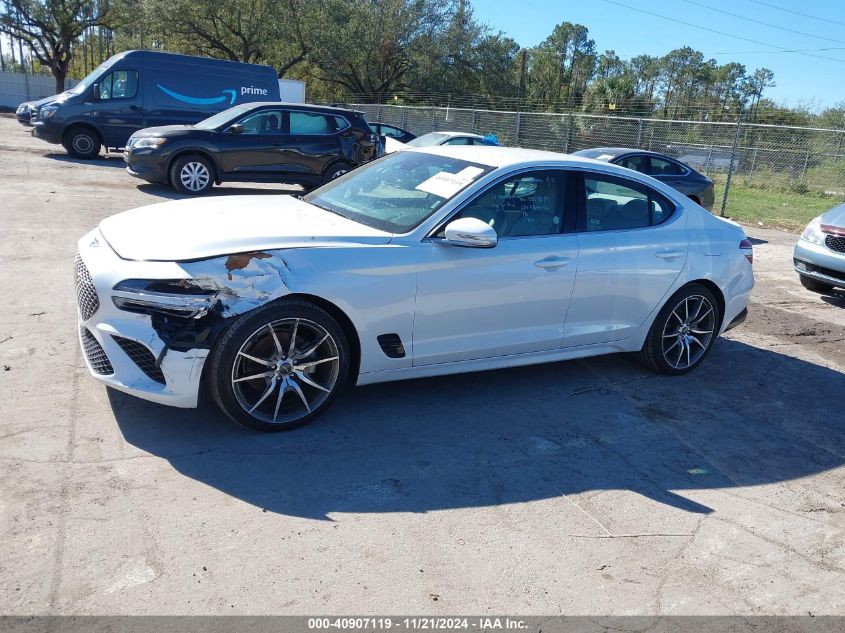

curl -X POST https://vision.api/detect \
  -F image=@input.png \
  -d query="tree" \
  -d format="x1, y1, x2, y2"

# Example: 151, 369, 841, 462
143, 0, 311, 77
742, 67, 775, 122
0, 0, 112, 93
306, 0, 457, 101
527, 22, 596, 109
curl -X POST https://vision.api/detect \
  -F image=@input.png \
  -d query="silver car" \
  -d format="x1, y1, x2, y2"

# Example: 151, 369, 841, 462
794, 203, 845, 293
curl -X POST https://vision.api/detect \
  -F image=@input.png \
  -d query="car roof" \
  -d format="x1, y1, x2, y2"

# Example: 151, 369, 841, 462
407, 145, 614, 169
572, 147, 684, 162
414, 131, 485, 140
243, 102, 366, 116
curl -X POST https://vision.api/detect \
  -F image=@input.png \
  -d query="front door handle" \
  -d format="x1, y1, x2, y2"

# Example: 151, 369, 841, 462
656, 250, 684, 261
534, 256, 571, 270
271, 140, 284, 147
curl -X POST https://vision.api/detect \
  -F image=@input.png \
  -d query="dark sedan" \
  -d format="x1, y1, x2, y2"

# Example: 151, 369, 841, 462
124, 102, 380, 195
573, 147, 715, 211
371, 121, 416, 143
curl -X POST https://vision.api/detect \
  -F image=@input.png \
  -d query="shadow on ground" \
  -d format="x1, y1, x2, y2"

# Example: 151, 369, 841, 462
45, 152, 126, 168
110, 339, 844, 520
136, 183, 299, 200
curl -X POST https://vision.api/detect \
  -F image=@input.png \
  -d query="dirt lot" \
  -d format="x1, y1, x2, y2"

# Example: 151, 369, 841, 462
1, 113, 843, 615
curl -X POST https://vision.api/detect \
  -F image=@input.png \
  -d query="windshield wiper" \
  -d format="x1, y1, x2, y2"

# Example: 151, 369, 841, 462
306, 200, 350, 221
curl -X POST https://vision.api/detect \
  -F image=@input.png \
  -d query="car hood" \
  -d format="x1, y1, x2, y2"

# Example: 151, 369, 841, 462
130, 125, 195, 138
99, 195, 392, 261
383, 136, 408, 154
821, 203, 845, 231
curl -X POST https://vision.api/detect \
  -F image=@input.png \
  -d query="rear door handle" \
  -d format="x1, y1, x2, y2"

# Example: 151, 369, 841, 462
534, 256, 571, 270
656, 250, 684, 261
271, 140, 284, 147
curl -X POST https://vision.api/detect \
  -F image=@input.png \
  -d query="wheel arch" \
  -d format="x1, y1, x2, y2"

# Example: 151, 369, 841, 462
280, 292, 362, 382
683, 278, 726, 329
166, 149, 221, 184
62, 122, 103, 147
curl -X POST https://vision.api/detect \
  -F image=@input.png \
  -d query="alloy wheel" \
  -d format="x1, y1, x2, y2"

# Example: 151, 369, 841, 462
661, 294, 716, 370
180, 161, 210, 192
231, 318, 340, 425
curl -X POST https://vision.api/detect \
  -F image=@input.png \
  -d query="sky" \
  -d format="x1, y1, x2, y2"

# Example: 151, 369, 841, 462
473, 0, 845, 111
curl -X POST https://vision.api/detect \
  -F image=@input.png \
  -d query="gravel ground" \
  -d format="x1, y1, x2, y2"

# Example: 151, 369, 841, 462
0, 114, 843, 616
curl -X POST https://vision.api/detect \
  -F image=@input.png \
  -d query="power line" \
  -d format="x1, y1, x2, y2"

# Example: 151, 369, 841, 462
601, 0, 845, 64
712, 46, 845, 55
746, 0, 845, 29
681, 0, 845, 46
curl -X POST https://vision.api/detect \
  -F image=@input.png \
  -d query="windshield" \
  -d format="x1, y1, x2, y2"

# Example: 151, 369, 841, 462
194, 104, 255, 130
406, 132, 454, 147
69, 62, 111, 95
303, 151, 493, 233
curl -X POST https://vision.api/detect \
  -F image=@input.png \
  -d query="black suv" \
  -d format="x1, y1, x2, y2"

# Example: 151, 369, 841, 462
124, 103, 381, 194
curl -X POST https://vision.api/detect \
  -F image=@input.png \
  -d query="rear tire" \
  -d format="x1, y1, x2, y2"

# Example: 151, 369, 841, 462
639, 284, 721, 375
799, 274, 833, 294
170, 154, 214, 195
62, 126, 101, 159
208, 299, 350, 431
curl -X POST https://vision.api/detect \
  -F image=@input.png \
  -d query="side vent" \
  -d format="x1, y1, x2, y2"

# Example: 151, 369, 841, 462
377, 333, 406, 359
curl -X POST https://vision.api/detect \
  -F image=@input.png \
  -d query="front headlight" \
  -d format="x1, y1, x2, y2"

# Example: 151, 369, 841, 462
112, 279, 216, 318
132, 137, 167, 149
801, 216, 824, 245
40, 105, 58, 119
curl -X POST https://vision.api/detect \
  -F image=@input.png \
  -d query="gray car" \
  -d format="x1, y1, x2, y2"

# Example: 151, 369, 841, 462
573, 148, 716, 211
794, 203, 845, 294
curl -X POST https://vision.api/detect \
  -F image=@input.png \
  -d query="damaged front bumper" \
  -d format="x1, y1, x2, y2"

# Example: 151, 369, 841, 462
75, 229, 211, 408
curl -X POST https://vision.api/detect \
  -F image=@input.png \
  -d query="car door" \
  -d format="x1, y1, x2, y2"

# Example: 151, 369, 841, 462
413, 170, 579, 366
93, 69, 143, 147
283, 111, 342, 180
218, 108, 286, 177
563, 171, 688, 347
646, 156, 693, 195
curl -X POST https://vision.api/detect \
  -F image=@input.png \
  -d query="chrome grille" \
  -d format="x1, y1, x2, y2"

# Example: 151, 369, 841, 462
825, 234, 845, 254
112, 336, 165, 384
80, 327, 113, 375
74, 252, 100, 320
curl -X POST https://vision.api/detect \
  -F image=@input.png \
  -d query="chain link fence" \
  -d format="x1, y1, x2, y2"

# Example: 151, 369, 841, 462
354, 103, 845, 216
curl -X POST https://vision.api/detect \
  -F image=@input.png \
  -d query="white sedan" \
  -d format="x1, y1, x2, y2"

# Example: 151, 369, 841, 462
75, 147, 754, 431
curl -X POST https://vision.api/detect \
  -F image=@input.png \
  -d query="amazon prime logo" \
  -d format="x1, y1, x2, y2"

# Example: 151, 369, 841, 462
157, 84, 239, 106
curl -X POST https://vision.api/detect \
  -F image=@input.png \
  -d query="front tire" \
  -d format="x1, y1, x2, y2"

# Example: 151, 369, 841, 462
799, 275, 833, 294
170, 154, 214, 195
323, 161, 352, 184
63, 127, 101, 159
639, 284, 720, 375
208, 299, 350, 431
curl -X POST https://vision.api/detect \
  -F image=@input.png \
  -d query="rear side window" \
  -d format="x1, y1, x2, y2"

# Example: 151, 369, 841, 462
333, 116, 350, 132
648, 157, 686, 176
380, 125, 402, 138
582, 174, 674, 232
616, 155, 647, 173
290, 111, 331, 134
98, 70, 139, 100
444, 137, 471, 145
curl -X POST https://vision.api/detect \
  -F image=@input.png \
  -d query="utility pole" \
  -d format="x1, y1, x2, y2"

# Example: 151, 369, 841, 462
720, 108, 743, 218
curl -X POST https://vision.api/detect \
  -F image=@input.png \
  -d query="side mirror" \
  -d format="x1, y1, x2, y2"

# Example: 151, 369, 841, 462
89, 84, 100, 102
227, 123, 244, 135
444, 217, 498, 248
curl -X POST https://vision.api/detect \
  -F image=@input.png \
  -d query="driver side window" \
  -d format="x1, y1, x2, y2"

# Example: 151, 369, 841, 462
97, 70, 138, 100
451, 171, 565, 238
237, 110, 284, 135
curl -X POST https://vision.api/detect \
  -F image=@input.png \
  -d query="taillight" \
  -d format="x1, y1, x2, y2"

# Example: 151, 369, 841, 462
739, 239, 753, 264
